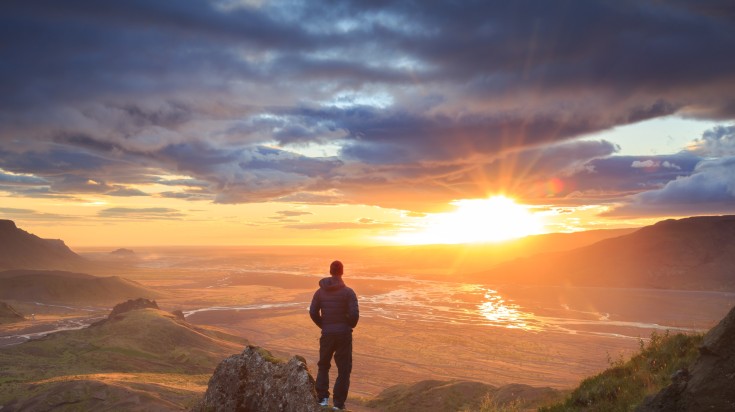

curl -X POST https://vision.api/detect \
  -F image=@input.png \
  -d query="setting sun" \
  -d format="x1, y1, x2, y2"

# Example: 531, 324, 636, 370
392, 196, 546, 244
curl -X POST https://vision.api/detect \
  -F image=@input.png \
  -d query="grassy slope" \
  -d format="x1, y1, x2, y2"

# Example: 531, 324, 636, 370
0, 270, 162, 304
539, 331, 703, 412
0, 308, 246, 410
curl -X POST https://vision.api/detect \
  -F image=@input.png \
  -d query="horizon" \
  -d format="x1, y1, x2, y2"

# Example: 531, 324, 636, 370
1, 1, 734, 246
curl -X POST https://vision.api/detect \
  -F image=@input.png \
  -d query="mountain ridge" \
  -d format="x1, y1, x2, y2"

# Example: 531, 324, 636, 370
0, 220, 87, 271
472, 215, 735, 291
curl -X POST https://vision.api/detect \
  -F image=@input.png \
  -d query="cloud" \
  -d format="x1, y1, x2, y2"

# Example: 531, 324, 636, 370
2, 1, 735, 212
275, 210, 313, 217
0, 207, 78, 221
98, 207, 185, 220
285, 220, 395, 230
0, 207, 35, 214
605, 156, 735, 217
689, 125, 735, 157
106, 187, 149, 197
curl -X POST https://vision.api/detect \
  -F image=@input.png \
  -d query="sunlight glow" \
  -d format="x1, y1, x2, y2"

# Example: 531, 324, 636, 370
391, 196, 546, 244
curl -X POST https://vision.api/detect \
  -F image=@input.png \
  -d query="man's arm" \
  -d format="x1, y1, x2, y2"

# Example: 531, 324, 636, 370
347, 289, 359, 328
309, 289, 322, 328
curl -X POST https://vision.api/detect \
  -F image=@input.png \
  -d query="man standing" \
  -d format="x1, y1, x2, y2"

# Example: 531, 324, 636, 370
309, 260, 359, 410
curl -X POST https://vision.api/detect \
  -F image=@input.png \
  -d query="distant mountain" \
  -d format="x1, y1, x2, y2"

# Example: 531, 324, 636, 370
0, 304, 246, 411
361, 227, 637, 276
0, 270, 160, 304
473, 215, 735, 291
0, 301, 24, 323
0, 220, 86, 270
110, 248, 138, 259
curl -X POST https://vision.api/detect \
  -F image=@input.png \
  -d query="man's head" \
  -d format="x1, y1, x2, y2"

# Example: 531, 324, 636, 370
330, 260, 343, 277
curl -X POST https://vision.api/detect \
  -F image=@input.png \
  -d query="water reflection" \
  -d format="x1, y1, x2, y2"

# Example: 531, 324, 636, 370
358, 281, 705, 338
477, 289, 539, 331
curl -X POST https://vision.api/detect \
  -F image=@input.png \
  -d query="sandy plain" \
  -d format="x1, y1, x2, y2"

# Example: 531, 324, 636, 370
4, 246, 735, 399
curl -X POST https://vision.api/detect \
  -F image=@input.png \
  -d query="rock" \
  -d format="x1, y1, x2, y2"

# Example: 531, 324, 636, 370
195, 345, 319, 412
108, 298, 159, 319
171, 310, 186, 322
637, 305, 735, 411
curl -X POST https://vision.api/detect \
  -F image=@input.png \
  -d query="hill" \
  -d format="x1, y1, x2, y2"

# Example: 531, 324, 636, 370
472, 215, 735, 291
0, 301, 246, 411
0, 301, 24, 324
541, 303, 735, 411
0, 270, 160, 304
363, 380, 561, 412
361, 228, 636, 276
0, 220, 87, 271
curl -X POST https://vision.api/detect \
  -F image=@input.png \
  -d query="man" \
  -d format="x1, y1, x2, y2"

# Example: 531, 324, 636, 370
309, 260, 359, 410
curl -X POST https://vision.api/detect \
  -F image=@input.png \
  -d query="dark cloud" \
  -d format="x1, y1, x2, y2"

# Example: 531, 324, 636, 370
158, 191, 213, 201
106, 187, 149, 197
0, 171, 48, 185
98, 207, 185, 219
285, 221, 394, 230
2, 1, 735, 212
0, 207, 78, 221
276, 210, 313, 217
0, 207, 35, 214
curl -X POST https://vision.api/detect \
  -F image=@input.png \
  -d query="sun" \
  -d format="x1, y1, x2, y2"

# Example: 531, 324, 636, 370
392, 196, 546, 244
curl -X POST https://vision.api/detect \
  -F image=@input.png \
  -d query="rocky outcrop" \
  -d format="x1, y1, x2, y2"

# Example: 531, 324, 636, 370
108, 298, 160, 319
195, 345, 319, 412
637, 305, 735, 411
171, 309, 186, 322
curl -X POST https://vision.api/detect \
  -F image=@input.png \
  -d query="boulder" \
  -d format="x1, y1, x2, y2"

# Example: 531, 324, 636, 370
195, 345, 319, 412
637, 305, 735, 411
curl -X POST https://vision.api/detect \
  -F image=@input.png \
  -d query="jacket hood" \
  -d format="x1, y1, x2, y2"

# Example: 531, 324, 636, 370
319, 276, 345, 291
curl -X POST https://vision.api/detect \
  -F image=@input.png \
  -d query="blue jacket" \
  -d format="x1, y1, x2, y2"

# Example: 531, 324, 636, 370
309, 276, 359, 335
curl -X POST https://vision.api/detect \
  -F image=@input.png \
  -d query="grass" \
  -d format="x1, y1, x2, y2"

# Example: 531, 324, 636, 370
0, 308, 246, 409
540, 331, 702, 412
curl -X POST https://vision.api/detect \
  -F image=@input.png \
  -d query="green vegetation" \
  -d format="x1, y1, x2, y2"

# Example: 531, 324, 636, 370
0, 308, 246, 410
540, 331, 702, 412
252, 345, 285, 364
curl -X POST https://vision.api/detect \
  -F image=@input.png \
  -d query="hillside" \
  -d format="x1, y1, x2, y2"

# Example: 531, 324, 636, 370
0, 301, 24, 324
0, 220, 87, 271
541, 303, 735, 411
472, 215, 735, 291
0, 302, 246, 411
363, 380, 561, 412
0, 270, 160, 304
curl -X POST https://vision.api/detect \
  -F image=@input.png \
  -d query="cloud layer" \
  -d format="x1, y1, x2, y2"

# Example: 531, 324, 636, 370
2, 0, 735, 215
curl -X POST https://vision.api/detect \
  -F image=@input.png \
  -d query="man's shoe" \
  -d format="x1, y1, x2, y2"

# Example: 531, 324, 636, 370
333, 406, 345, 410
319, 397, 329, 407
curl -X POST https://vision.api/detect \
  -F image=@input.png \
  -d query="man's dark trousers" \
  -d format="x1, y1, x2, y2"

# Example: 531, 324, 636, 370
316, 332, 352, 408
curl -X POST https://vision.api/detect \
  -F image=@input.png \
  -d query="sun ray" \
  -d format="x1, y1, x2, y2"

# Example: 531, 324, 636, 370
391, 195, 546, 244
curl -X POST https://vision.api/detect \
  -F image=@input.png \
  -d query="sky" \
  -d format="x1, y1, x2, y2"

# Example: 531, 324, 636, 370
1, 0, 735, 246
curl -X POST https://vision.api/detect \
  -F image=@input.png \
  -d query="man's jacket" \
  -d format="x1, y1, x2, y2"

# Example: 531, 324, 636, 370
309, 276, 359, 335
